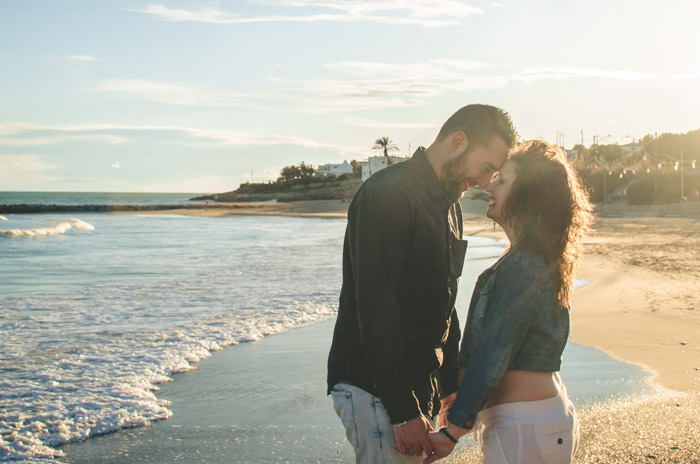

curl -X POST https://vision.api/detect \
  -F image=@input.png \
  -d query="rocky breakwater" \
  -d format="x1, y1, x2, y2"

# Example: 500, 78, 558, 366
0, 204, 241, 214
191, 179, 363, 203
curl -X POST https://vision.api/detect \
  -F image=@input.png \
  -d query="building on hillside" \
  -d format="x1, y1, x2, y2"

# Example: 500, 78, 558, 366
565, 148, 579, 161
361, 155, 409, 181
621, 142, 644, 155
316, 160, 354, 177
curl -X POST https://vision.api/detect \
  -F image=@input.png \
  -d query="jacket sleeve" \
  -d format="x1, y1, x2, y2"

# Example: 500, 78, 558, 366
437, 308, 460, 398
447, 260, 545, 429
439, 201, 463, 398
350, 182, 422, 424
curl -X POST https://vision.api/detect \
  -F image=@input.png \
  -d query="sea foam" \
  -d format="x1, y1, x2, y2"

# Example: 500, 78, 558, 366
0, 219, 94, 237
0, 213, 346, 463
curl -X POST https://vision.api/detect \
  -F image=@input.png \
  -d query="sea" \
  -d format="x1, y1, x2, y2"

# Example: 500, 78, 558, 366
0, 192, 653, 463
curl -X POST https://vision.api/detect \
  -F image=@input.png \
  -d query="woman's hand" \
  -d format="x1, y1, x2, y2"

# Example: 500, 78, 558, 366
422, 430, 456, 464
438, 393, 456, 428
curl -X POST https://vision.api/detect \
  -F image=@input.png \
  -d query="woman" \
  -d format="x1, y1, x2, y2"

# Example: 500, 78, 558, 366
425, 140, 592, 464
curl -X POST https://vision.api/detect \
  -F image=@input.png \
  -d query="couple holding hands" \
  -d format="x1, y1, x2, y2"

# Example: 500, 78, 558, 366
328, 104, 591, 464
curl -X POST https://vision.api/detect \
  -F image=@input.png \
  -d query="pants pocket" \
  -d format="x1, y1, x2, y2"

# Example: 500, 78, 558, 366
482, 423, 516, 464
331, 385, 359, 450
532, 419, 575, 464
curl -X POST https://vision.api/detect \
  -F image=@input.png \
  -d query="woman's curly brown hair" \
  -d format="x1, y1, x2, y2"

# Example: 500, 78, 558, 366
501, 140, 593, 306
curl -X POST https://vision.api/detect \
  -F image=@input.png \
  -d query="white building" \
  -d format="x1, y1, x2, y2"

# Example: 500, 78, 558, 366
361, 156, 410, 181
316, 160, 354, 177
621, 142, 644, 155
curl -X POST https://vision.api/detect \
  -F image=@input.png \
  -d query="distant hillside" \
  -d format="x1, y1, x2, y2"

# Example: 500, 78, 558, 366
191, 178, 363, 202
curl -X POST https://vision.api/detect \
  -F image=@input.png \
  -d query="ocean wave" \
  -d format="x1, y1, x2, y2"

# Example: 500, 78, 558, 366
0, 219, 94, 237
0, 300, 336, 463
0, 214, 346, 463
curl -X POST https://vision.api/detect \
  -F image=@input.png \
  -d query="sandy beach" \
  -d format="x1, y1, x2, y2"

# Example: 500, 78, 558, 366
454, 204, 700, 463
88, 198, 700, 463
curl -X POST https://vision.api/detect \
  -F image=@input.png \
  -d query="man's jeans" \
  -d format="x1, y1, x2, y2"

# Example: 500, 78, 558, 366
331, 383, 431, 464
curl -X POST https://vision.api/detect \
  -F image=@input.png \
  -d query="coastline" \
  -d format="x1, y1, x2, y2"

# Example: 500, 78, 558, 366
117, 197, 700, 394
57, 198, 700, 462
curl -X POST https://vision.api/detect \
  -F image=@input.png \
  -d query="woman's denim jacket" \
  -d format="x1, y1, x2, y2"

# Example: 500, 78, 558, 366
447, 249, 570, 429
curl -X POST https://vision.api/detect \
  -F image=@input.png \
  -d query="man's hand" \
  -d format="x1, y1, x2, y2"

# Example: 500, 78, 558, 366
437, 393, 456, 428
422, 430, 456, 464
393, 416, 434, 457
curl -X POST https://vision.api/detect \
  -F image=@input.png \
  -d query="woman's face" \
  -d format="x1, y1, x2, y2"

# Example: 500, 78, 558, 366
485, 160, 517, 225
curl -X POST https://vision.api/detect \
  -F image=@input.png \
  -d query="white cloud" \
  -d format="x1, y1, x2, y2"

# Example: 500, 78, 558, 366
323, 59, 486, 78
263, 0, 482, 19
94, 79, 249, 107
516, 67, 655, 81
111, 162, 120, 168
274, 61, 655, 113
0, 123, 129, 146
341, 115, 439, 129
672, 72, 700, 79
0, 122, 366, 157
135, 175, 238, 194
126, 1, 483, 28
0, 154, 59, 187
68, 55, 96, 61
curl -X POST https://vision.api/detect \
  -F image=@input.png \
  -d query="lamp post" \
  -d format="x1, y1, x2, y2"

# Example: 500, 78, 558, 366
680, 150, 684, 202
594, 135, 611, 203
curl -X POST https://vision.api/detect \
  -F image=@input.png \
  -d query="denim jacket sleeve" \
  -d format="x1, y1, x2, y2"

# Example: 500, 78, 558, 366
447, 257, 546, 429
350, 182, 422, 423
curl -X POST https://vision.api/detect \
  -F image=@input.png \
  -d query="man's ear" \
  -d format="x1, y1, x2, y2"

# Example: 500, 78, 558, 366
450, 131, 470, 154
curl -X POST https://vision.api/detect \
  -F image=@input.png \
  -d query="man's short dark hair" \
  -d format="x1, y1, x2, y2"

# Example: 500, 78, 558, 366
436, 104, 517, 149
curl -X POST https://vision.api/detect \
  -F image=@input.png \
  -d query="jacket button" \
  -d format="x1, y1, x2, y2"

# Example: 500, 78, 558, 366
557, 438, 563, 444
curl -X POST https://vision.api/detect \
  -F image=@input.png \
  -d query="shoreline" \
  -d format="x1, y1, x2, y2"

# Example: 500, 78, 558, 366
55, 201, 700, 463
118, 198, 700, 394
13, 197, 696, 395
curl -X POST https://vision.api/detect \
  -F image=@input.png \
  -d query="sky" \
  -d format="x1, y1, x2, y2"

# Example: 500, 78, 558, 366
1, 0, 698, 193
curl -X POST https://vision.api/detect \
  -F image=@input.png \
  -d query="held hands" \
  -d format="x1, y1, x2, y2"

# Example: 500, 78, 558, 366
422, 429, 456, 464
393, 415, 434, 457
422, 424, 471, 464
437, 392, 456, 428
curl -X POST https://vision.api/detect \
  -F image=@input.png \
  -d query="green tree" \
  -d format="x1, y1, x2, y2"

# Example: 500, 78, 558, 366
277, 162, 316, 185
350, 160, 362, 178
298, 161, 315, 179
373, 136, 399, 157
278, 165, 301, 183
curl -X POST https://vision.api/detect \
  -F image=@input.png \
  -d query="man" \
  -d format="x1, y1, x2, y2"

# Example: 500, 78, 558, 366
327, 104, 517, 462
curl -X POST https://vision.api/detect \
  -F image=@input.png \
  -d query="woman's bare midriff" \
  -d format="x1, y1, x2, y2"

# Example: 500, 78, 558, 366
459, 368, 563, 410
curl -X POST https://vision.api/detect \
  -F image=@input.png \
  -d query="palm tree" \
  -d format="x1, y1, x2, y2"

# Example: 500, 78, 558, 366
373, 137, 399, 157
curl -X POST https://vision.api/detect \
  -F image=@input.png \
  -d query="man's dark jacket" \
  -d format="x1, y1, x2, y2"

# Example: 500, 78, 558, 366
327, 148, 467, 424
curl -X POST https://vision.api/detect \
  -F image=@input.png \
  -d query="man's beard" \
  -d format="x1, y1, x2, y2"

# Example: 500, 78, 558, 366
440, 149, 472, 202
